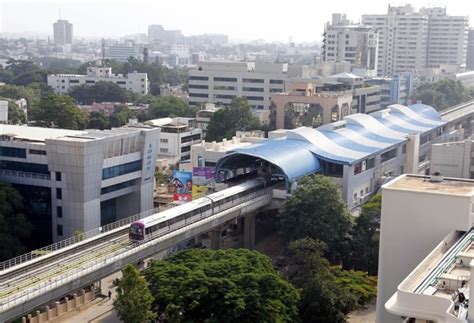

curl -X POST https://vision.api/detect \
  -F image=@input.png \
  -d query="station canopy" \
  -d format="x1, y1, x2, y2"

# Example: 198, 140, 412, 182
216, 104, 446, 182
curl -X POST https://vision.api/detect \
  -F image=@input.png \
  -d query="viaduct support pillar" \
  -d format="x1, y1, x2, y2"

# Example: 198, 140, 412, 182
244, 213, 256, 249
209, 228, 223, 250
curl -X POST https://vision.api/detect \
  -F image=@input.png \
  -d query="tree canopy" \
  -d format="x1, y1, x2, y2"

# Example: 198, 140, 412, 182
0, 183, 32, 261
29, 94, 87, 130
0, 99, 27, 125
68, 81, 132, 104
348, 194, 381, 275
413, 79, 474, 111
114, 264, 156, 323
280, 174, 352, 263
146, 96, 196, 119
279, 238, 376, 323
205, 97, 261, 141
146, 248, 300, 323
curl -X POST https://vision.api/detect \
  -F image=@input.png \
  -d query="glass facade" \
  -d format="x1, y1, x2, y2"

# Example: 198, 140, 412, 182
101, 198, 117, 226
101, 179, 137, 195
0, 160, 49, 174
0, 146, 26, 158
12, 184, 52, 249
102, 160, 142, 180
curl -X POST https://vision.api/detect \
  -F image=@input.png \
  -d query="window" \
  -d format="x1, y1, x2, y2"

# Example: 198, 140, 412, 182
189, 76, 209, 81
0, 160, 49, 174
160, 138, 168, 143
213, 94, 235, 100
181, 146, 191, 153
57, 224, 63, 236
29, 149, 47, 156
189, 93, 208, 98
56, 172, 61, 181
56, 188, 62, 200
160, 148, 168, 153
213, 77, 237, 82
214, 85, 236, 91
0, 146, 26, 158
181, 134, 201, 143
102, 160, 142, 180
242, 87, 264, 92
69, 80, 79, 84
244, 96, 264, 101
85, 80, 95, 84
243, 78, 264, 83
381, 148, 397, 163
188, 84, 209, 89
117, 81, 126, 85
270, 79, 284, 84
57, 206, 63, 218
101, 179, 137, 195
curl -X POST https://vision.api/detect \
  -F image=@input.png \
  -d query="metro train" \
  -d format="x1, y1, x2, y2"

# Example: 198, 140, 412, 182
129, 178, 268, 241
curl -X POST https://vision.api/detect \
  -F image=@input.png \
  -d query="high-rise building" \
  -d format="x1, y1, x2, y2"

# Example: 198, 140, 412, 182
105, 40, 141, 62
467, 28, 474, 71
148, 24, 164, 43
0, 125, 159, 245
322, 14, 379, 75
53, 19, 73, 45
362, 5, 469, 77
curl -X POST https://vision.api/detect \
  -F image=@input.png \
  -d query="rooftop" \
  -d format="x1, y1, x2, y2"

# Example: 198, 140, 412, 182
385, 174, 474, 196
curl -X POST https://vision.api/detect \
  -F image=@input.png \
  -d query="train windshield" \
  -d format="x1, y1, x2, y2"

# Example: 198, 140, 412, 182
130, 225, 142, 235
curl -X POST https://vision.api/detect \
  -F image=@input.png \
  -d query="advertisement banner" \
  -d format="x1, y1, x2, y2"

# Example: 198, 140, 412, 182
172, 170, 192, 202
192, 167, 215, 184
192, 185, 208, 199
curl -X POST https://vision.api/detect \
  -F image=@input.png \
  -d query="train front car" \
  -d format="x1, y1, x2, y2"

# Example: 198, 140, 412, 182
129, 221, 145, 241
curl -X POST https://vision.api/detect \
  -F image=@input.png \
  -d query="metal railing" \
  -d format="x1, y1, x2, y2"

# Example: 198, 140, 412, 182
0, 169, 50, 180
0, 188, 272, 316
0, 206, 174, 272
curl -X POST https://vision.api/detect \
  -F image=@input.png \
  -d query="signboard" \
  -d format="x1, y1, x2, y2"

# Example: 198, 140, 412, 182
172, 170, 192, 202
192, 185, 208, 199
192, 167, 215, 184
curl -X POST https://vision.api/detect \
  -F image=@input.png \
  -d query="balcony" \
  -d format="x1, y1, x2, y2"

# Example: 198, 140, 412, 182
0, 169, 51, 180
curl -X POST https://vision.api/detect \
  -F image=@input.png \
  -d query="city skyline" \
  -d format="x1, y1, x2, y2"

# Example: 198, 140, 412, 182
1, 0, 473, 43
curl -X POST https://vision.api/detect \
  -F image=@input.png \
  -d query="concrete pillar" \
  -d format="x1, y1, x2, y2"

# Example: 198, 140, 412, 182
36, 310, 41, 323
44, 306, 50, 321
208, 230, 222, 250
27, 314, 32, 323
21, 317, 26, 323
72, 293, 77, 308
244, 213, 256, 249
406, 133, 420, 174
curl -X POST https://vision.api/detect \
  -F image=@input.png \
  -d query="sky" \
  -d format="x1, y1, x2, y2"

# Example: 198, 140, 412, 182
0, 0, 473, 43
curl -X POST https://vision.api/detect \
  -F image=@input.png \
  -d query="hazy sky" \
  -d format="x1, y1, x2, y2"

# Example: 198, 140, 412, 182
0, 0, 473, 42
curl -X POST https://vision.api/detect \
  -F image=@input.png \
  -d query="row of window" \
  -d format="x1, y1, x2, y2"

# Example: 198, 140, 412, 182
0, 146, 26, 158
102, 160, 142, 180
0, 160, 49, 174
101, 179, 137, 195
181, 134, 201, 144
189, 76, 284, 84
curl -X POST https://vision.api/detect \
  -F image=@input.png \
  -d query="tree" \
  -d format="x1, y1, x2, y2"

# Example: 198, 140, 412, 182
114, 264, 156, 323
413, 79, 473, 111
30, 94, 87, 130
68, 81, 131, 104
349, 194, 381, 275
109, 106, 135, 127
0, 98, 27, 124
0, 183, 32, 261
205, 97, 261, 141
146, 248, 300, 322
87, 111, 109, 129
146, 96, 195, 119
280, 174, 352, 263
279, 238, 376, 323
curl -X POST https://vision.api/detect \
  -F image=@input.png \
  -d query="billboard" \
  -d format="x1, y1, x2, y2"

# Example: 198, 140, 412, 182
192, 167, 215, 184
172, 170, 192, 202
192, 185, 208, 199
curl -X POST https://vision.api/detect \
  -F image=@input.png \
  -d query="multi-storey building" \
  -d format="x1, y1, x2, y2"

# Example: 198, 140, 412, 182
430, 139, 474, 179
145, 117, 202, 162
53, 19, 73, 45
377, 174, 474, 323
105, 40, 141, 62
467, 28, 474, 71
47, 66, 149, 95
362, 5, 469, 77
366, 73, 413, 108
0, 125, 159, 246
148, 25, 165, 43
188, 61, 308, 110
322, 14, 378, 76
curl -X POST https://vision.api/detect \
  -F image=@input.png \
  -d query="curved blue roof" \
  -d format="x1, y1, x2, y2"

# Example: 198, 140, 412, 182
216, 138, 321, 181
215, 104, 446, 181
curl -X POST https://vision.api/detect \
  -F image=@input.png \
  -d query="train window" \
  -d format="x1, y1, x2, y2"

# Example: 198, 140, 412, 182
158, 221, 167, 230
145, 227, 151, 235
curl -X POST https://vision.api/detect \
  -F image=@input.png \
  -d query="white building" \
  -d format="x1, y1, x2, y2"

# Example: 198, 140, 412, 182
47, 66, 149, 95
188, 61, 308, 110
362, 5, 469, 77
195, 104, 221, 137
145, 117, 203, 162
0, 124, 159, 245
323, 14, 379, 76
105, 40, 141, 62
431, 139, 474, 179
468, 28, 474, 71
53, 19, 73, 45
377, 174, 474, 323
